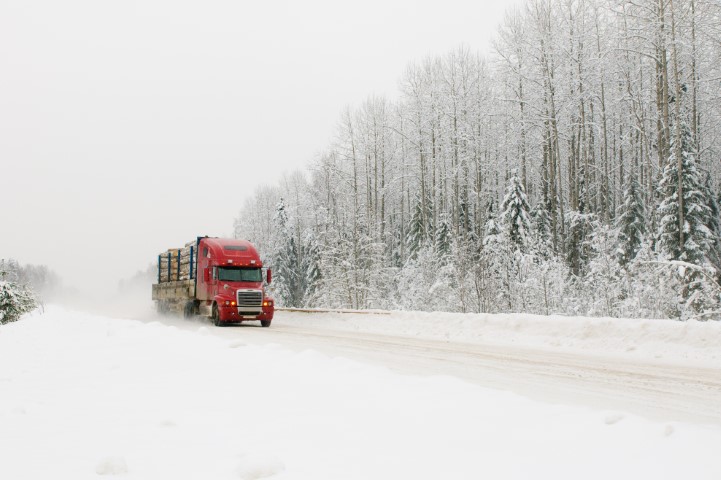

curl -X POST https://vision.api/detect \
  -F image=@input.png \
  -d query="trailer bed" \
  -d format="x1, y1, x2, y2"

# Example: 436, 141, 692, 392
152, 280, 195, 301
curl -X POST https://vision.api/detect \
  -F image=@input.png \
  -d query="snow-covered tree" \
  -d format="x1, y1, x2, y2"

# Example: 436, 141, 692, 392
616, 176, 646, 266
396, 244, 456, 312
657, 120, 712, 266
657, 120, 716, 310
435, 213, 451, 262
481, 203, 514, 310
530, 202, 552, 257
231, 4, 721, 319
300, 230, 322, 306
271, 198, 302, 307
0, 259, 59, 298
621, 242, 683, 319
584, 223, 624, 316
500, 169, 532, 250
406, 198, 427, 261
0, 270, 38, 325
701, 173, 721, 275
565, 211, 595, 276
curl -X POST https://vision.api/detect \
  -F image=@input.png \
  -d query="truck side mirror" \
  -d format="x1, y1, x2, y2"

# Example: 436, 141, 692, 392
266, 268, 272, 284
204, 268, 210, 283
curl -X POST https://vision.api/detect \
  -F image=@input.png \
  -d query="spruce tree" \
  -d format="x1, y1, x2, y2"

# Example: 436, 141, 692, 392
566, 164, 595, 276
530, 202, 552, 257
566, 211, 595, 276
500, 169, 532, 250
435, 213, 451, 262
406, 198, 426, 261
301, 231, 322, 305
482, 200, 500, 246
701, 173, 721, 273
704, 174, 721, 236
482, 200, 512, 310
616, 176, 646, 266
272, 198, 301, 307
657, 120, 712, 265
657, 120, 716, 311
0, 270, 37, 324
461, 200, 482, 261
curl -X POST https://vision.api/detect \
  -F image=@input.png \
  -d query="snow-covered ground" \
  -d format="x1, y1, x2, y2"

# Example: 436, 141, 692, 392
278, 308, 721, 366
1, 306, 720, 480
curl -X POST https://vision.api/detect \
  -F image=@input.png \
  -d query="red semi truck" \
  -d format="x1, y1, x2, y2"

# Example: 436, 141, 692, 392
151, 236, 274, 327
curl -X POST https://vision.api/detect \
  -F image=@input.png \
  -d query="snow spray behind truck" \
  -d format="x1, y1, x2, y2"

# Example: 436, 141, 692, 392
152, 237, 274, 327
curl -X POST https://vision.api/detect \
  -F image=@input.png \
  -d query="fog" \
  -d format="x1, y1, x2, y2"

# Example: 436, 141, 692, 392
0, 0, 514, 303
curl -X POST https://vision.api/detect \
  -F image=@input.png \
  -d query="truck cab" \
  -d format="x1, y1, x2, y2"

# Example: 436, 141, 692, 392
195, 237, 274, 327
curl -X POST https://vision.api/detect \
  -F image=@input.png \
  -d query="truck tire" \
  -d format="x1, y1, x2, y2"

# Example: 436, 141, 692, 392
212, 304, 223, 327
260, 320, 271, 328
183, 301, 195, 319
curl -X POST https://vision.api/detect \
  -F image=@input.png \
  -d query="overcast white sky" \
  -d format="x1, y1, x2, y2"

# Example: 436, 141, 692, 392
0, 0, 517, 295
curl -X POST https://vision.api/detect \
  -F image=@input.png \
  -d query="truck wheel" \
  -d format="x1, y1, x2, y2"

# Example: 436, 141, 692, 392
183, 301, 195, 319
260, 320, 271, 328
212, 304, 223, 327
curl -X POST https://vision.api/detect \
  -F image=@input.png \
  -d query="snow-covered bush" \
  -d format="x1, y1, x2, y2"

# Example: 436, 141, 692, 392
396, 245, 457, 312
0, 274, 38, 325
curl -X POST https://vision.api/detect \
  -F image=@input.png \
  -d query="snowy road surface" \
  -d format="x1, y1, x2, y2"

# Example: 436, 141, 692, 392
211, 317, 721, 427
1, 306, 720, 479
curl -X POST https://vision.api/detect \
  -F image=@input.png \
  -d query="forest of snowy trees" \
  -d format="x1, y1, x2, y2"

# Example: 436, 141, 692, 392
235, 0, 721, 319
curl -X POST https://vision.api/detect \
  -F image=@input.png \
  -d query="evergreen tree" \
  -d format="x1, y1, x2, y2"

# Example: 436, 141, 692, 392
657, 120, 716, 311
657, 121, 712, 265
500, 169, 532, 250
481, 201, 514, 310
566, 163, 595, 275
482, 200, 501, 247
272, 198, 302, 307
530, 202, 552, 257
0, 270, 37, 325
458, 200, 481, 261
566, 211, 595, 276
705, 175, 721, 236
406, 198, 426, 261
391, 223, 404, 268
616, 176, 646, 266
301, 230, 322, 306
435, 213, 451, 262
701, 173, 721, 274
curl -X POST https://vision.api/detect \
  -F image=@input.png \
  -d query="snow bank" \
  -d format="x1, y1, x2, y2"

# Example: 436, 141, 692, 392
278, 308, 721, 365
1, 306, 720, 480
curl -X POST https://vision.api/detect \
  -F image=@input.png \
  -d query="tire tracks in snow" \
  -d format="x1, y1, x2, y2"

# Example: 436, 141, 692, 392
230, 322, 721, 427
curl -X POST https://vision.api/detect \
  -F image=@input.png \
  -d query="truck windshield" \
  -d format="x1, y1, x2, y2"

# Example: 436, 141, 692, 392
217, 267, 262, 282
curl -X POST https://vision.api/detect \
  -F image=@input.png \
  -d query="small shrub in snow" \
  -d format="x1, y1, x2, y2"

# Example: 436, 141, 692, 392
0, 273, 38, 325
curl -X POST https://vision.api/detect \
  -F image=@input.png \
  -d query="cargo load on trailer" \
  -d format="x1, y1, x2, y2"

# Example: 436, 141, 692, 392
151, 237, 274, 327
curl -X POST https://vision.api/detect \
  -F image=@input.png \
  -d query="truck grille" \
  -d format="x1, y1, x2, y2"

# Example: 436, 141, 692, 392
237, 290, 263, 312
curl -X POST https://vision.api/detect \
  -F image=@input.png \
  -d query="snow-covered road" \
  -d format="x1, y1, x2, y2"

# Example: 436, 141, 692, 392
226, 326, 721, 426
165, 311, 721, 427
2, 306, 720, 479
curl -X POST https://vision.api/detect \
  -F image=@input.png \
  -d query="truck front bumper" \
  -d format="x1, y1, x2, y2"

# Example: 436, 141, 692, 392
217, 304, 274, 323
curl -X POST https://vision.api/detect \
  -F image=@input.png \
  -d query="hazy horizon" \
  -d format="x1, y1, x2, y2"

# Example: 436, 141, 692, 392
1, 0, 517, 296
